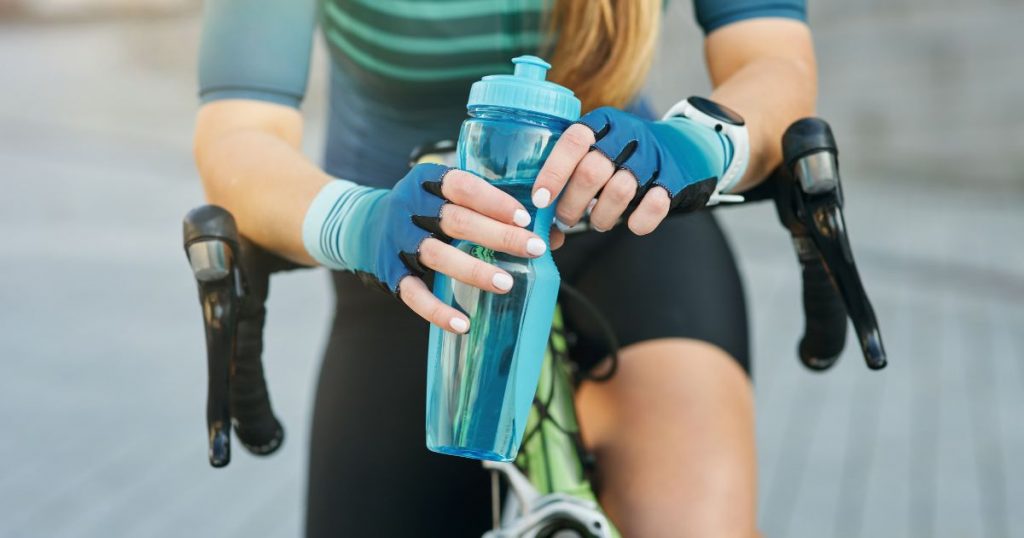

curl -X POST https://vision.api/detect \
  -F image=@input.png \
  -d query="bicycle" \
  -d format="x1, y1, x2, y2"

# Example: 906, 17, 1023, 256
182, 117, 886, 537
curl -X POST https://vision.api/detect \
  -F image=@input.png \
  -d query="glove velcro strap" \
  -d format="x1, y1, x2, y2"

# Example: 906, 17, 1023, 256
667, 176, 718, 212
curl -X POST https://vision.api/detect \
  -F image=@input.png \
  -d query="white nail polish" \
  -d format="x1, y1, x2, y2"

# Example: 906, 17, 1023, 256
532, 188, 551, 208
586, 198, 598, 213
450, 317, 469, 333
492, 272, 514, 291
526, 237, 547, 256
513, 209, 531, 227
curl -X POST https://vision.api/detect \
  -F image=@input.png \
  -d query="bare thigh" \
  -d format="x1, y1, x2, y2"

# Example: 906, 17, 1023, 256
575, 338, 758, 538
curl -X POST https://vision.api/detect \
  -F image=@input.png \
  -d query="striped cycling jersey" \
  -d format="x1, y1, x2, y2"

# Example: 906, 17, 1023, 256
322, 0, 547, 91
198, 0, 806, 187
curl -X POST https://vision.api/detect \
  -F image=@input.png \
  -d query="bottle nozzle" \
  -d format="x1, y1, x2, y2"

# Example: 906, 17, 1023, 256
512, 55, 551, 81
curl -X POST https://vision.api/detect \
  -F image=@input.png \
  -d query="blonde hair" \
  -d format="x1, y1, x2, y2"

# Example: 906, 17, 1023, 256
545, 0, 661, 113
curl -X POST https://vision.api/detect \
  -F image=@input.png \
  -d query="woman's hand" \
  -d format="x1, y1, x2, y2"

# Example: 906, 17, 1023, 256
393, 165, 554, 333
303, 162, 563, 334
531, 107, 725, 235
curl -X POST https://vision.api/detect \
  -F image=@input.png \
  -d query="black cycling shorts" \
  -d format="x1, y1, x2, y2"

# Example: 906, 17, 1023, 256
305, 209, 748, 537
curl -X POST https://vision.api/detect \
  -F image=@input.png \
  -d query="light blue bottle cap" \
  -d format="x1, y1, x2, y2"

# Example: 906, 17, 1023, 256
467, 56, 581, 122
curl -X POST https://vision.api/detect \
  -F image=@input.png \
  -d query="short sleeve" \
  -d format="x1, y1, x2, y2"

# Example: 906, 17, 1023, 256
692, 0, 807, 35
198, 0, 318, 108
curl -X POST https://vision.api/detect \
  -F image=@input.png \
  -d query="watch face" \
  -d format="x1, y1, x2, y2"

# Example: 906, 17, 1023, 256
688, 96, 745, 126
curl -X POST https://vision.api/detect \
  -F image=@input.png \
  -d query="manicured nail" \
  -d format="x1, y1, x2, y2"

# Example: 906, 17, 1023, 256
526, 237, 547, 256
586, 198, 598, 213
492, 272, 514, 291
513, 209, 531, 227
450, 317, 469, 333
532, 188, 551, 208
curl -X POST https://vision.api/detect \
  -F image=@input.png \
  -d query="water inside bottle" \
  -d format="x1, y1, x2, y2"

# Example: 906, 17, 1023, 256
427, 180, 556, 460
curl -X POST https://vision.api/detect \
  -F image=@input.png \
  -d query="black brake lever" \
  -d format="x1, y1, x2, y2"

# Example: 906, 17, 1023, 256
183, 205, 292, 467
183, 205, 242, 467
778, 118, 887, 370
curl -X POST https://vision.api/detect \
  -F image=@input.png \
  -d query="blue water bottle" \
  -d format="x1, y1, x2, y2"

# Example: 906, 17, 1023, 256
426, 56, 581, 461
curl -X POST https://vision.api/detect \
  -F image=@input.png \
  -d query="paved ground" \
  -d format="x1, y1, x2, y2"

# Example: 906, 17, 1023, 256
1, 10, 1022, 538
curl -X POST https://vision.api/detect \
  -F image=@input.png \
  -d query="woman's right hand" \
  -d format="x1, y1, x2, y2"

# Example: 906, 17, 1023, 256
393, 164, 549, 333
303, 162, 553, 334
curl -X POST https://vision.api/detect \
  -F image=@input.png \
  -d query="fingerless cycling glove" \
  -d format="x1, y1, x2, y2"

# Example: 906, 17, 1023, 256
302, 163, 452, 294
578, 107, 736, 212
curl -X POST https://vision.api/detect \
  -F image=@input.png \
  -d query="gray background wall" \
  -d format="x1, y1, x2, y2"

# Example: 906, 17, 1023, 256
650, 0, 1024, 189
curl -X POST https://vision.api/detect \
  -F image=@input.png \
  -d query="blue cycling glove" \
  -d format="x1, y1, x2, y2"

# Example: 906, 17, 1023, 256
577, 106, 736, 212
302, 163, 452, 294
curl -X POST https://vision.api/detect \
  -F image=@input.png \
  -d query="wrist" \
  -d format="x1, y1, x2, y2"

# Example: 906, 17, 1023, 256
663, 96, 750, 199
302, 179, 387, 271
648, 116, 730, 190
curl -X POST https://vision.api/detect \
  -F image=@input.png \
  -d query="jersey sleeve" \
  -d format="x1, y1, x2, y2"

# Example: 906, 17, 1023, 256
198, 0, 318, 108
692, 0, 807, 35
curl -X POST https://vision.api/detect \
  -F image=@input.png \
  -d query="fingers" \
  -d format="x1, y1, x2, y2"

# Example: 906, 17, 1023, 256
419, 238, 517, 294
398, 275, 471, 334
627, 186, 671, 236
532, 123, 595, 208
555, 151, 615, 226
441, 169, 531, 227
549, 227, 565, 250
589, 169, 638, 231
439, 204, 547, 258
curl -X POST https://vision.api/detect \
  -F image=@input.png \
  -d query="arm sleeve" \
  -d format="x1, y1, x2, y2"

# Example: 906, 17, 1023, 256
198, 0, 318, 108
692, 0, 807, 35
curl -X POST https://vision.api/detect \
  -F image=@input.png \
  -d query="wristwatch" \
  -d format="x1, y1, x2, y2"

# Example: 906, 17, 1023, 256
663, 96, 750, 202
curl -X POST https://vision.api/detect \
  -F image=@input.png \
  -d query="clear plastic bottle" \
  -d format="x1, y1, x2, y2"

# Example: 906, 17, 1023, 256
426, 56, 581, 461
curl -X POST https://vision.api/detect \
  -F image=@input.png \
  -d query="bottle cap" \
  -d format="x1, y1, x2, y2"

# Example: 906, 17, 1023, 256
466, 56, 581, 122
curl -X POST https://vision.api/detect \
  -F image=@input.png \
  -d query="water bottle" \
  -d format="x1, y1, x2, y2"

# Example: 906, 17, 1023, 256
426, 56, 581, 461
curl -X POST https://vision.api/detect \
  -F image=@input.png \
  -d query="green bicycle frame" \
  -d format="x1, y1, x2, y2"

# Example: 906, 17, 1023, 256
514, 307, 621, 538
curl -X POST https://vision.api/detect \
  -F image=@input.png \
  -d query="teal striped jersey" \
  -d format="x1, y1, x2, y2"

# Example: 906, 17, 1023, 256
199, 0, 805, 108
322, 0, 547, 93
197, 0, 805, 186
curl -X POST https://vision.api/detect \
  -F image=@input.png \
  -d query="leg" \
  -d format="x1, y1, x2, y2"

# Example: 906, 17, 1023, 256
575, 338, 757, 538
305, 272, 491, 537
552, 211, 754, 535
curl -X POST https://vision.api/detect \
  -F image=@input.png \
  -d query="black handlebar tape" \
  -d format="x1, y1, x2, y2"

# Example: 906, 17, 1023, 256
794, 236, 849, 370
230, 237, 289, 456
183, 205, 238, 467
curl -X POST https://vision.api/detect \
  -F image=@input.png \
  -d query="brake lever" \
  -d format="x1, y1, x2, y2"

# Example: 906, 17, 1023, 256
780, 119, 887, 370
183, 205, 243, 467
183, 205, 293, 467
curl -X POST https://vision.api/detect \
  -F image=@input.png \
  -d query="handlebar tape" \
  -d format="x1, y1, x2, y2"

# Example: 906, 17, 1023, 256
231, 237, 290, 455
794, 236, 849, 370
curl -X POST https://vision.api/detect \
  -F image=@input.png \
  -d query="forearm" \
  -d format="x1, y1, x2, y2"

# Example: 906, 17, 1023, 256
704, 19, 818, 191
194, 101, 329, 265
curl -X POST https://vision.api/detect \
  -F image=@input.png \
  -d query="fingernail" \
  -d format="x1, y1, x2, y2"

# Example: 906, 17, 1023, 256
526, 237, 547, 256
532, 188, 551, 208
513, 209, 531, 227
586, 199, 598, 213
450, 317, 469, 333
492, 272, 514, 291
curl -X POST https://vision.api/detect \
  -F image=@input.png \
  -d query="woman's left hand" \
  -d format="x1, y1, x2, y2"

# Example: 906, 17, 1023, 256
532, 107, 721, 235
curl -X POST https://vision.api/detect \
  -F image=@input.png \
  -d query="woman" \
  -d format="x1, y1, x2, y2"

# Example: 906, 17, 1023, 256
194, 1, 816, 536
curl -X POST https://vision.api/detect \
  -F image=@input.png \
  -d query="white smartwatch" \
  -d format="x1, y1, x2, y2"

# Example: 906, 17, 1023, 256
663, 96, 750, 204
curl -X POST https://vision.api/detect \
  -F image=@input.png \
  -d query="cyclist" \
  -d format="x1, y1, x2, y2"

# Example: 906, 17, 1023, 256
194, 1, 816, 536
